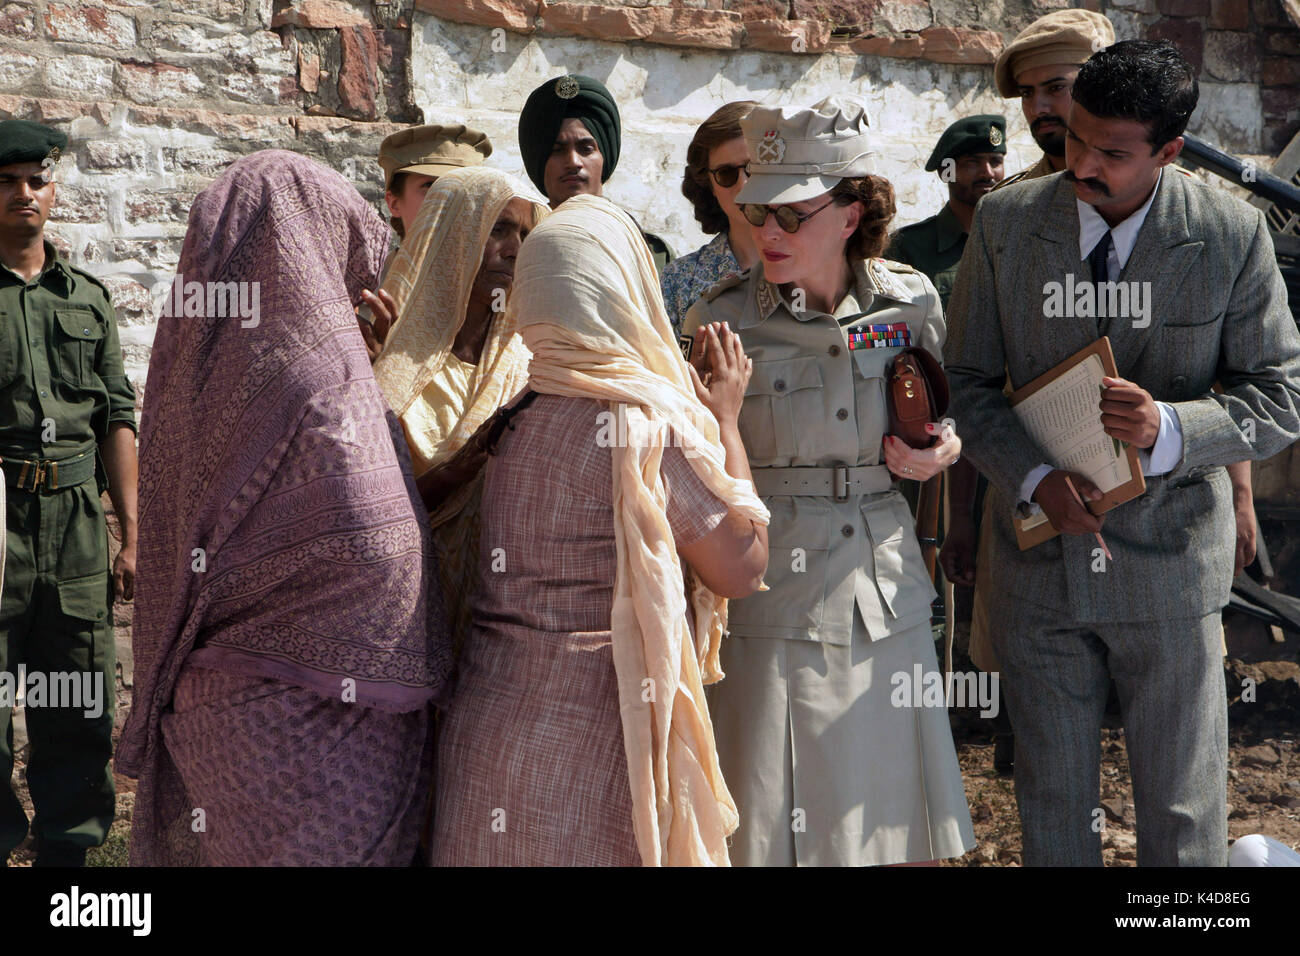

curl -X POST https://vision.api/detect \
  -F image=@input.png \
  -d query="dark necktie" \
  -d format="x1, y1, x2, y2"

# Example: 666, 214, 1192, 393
1088, 230, 1113, 283
1088, 230, 1113, 334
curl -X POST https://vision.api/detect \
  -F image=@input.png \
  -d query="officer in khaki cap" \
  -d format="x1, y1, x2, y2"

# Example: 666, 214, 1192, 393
358, 124, 494, 357
992, 8, 1114, 190
889, 114, 1006, 309
378, 123, 492, 239
681, 96, 974, 867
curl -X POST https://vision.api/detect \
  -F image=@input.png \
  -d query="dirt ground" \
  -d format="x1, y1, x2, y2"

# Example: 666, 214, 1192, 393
7, 632, 1296, 868
944, 675, 1300, 867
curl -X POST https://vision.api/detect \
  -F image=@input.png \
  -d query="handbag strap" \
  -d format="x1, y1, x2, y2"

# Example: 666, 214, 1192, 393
484, 389, 539, 455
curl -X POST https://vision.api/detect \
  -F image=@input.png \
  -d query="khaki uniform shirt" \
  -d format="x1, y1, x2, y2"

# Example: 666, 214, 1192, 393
0, 241, 137, 457
682, 258, 945, 645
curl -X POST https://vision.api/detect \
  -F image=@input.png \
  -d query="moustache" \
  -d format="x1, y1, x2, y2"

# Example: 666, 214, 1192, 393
1063, 169, 1111, 197
1031, 116, 1063, 131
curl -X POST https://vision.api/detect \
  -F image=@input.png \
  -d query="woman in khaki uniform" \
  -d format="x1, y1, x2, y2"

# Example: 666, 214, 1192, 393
682, 96, 975, 866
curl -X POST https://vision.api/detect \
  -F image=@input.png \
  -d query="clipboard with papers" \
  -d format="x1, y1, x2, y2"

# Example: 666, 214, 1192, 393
1008, 337, 1146, 550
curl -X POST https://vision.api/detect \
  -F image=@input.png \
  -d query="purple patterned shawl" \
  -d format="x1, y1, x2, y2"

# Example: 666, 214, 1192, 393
118, 151, 452, 799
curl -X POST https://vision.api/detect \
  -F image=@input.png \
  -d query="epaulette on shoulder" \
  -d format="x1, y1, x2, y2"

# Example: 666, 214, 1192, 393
66, 262, 112, 297
700, 269, 749, 302
991, 169, 1028, 192
879, 258, 918, 274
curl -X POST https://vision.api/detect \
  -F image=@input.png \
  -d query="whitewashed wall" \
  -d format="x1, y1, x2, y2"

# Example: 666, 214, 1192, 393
411, 15, 1045, 259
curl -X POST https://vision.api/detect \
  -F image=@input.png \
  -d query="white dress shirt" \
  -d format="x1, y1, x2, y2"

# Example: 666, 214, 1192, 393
1019, 169, 1184, 509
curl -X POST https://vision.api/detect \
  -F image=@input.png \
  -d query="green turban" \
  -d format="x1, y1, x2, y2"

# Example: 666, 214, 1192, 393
517, 74, 620, 194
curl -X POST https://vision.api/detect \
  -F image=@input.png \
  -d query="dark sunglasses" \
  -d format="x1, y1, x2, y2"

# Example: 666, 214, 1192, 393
741, 198, 837, 234
707, 163, 749, 188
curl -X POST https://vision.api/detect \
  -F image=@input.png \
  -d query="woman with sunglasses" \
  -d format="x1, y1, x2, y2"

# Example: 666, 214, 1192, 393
681, 96, 975, 867
659, 101, 759, 337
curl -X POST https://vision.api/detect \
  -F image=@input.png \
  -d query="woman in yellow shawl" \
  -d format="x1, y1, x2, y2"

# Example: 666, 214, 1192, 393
430, 195, 770, 866
372, 167, 548, 648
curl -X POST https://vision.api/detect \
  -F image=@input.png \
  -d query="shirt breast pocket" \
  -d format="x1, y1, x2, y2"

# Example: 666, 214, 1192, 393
738, 356, 824, 463
0, 310, 17, 388
55, 308, 104, 388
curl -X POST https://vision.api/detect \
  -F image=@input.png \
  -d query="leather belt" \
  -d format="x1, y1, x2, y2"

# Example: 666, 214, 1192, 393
1, 449, 97, 493
750, 463, 893, 501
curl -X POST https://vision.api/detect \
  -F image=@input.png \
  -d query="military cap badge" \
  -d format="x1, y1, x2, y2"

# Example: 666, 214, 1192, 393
756, 129, 785, 165
555, 76, 579, 100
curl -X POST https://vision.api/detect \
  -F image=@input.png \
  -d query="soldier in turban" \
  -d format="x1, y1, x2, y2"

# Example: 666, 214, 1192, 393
517, 73, 674, 271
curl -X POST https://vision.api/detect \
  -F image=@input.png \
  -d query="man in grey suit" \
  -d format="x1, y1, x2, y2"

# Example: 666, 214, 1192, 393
945, 40, 1300, 866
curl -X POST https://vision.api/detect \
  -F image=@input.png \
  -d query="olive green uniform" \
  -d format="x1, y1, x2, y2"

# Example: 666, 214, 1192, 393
682, 259, 974, 865
886, 205, 966, 516
0, 240, 136, 860
888, 204, 967, 311
642, 231, 674, 275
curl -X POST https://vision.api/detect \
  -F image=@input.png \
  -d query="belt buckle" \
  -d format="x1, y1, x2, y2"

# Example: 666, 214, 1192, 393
832, 463, 849, 502
20, 460, 46, 492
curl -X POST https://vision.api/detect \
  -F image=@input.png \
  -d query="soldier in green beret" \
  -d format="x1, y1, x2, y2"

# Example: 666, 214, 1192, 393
888, 114, 1006, 309
0, 119, 137, 866
517, 74, 674, 272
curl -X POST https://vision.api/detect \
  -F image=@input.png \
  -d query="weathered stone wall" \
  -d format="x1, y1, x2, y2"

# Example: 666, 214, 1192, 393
4, 0, 1295, 390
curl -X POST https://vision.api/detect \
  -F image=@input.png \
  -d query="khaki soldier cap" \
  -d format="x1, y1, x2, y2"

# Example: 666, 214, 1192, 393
378, 123, 492, 190
993, 9, 1115, 98
735, 95, 876, 206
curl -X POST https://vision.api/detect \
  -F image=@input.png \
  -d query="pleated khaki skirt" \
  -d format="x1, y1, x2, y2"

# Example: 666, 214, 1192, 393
708, 612, 976, 866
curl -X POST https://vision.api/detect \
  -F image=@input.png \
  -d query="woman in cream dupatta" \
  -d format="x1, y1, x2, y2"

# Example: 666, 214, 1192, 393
431, 195, 770, 866
372, 167, 547, 647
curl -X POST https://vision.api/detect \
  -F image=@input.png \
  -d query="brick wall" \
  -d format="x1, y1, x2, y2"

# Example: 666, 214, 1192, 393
1088, 0, 1300, 154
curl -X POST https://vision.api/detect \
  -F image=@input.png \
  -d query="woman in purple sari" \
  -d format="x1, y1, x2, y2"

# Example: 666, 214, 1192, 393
116, 151, 453, 866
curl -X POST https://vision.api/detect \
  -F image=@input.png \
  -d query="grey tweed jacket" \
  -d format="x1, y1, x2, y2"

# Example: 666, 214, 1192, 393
944, 169, 1300, 624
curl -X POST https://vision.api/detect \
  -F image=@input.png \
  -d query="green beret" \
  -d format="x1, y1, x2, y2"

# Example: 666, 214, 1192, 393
925, 114, 1006, 172
518, 74, 620, 194
0, 119, 68, 171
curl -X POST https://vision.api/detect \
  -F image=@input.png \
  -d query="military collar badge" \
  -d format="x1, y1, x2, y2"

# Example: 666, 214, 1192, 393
756, 277, 781, 316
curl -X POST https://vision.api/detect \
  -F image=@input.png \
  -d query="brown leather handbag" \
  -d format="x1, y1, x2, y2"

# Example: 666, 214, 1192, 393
887, 347, 950, 448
